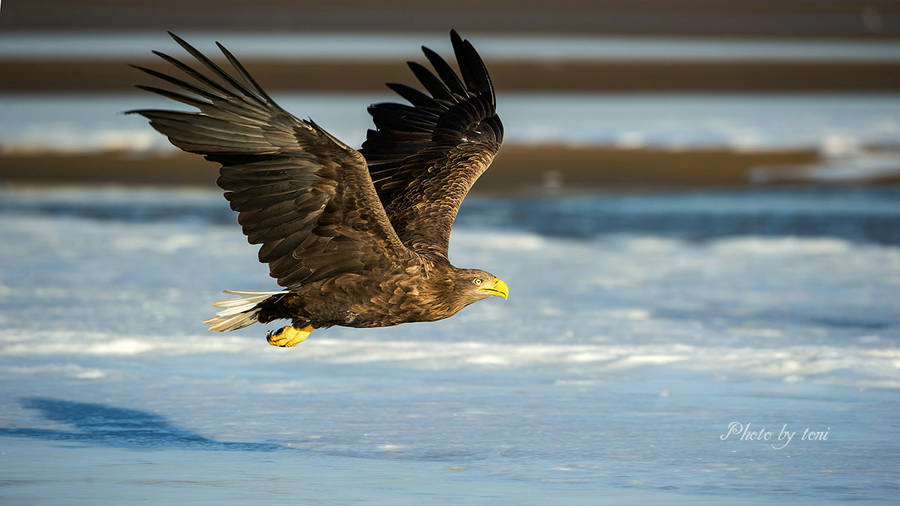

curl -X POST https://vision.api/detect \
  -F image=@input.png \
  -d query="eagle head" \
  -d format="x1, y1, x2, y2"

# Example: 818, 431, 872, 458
454, 268, 509, 304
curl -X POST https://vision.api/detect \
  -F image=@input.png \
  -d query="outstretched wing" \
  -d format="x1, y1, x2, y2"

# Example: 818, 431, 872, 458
129, 33, 410, 289
360, 30, 504, 259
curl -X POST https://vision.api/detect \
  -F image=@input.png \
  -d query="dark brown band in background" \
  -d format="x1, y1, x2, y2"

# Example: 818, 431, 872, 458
3, 59, 900, 93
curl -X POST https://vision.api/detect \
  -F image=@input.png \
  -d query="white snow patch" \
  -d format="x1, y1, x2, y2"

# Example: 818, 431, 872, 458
0, 363, 109, 379
711, 236, 851, 255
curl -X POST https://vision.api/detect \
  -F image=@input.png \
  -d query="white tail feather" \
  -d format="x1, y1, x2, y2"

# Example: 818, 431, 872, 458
204, 290, 287, 332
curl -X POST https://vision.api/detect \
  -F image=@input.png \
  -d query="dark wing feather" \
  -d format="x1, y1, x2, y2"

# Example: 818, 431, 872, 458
129, 33, 410, 288
360, 30, 503, 258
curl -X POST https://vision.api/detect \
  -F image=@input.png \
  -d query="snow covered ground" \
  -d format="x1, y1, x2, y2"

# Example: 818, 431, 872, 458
5, 92, 900, 186
1, 186, 898, 503
2, 93, 899, 155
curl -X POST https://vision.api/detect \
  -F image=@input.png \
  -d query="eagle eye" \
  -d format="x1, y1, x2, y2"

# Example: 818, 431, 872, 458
473, 278, 483, 285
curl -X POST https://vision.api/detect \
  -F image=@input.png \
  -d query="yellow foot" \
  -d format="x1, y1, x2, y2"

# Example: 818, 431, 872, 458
266, 325, 314, 347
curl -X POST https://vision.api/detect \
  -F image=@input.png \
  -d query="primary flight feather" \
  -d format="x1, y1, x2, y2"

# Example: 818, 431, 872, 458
129, 30, 507, 347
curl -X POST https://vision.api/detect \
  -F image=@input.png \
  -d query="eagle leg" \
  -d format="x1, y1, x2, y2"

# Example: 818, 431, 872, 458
266, 325, 314, 347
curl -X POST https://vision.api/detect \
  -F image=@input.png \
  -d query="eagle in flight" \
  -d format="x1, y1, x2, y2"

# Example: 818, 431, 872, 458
130, 30, 507, 347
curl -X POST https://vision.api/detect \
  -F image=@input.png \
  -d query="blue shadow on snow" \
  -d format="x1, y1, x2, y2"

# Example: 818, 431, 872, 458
0, 397, 281, 451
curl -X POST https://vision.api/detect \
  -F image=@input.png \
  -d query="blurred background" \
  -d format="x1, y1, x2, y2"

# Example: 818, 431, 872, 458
2, 0, 900, 188
2, 2, 900, 504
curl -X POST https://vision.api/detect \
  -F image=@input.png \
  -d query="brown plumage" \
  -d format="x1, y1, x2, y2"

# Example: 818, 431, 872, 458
129, 30, 507, 346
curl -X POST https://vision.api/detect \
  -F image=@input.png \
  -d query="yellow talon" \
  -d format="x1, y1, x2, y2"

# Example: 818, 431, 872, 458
266, 325, 314, 347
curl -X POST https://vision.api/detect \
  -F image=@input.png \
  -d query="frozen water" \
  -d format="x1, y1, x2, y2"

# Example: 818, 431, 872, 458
2, 93, 900, 156
4, 92, 900, 183
1, 186, 899, 503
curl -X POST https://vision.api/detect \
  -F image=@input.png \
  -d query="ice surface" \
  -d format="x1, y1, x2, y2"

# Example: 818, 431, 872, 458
2, 93, 899, 156
4, 92, 900, 184
1, 186, 899, 503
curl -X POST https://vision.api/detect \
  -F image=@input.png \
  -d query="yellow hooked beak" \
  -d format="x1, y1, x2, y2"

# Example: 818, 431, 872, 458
478, 277, 509, 299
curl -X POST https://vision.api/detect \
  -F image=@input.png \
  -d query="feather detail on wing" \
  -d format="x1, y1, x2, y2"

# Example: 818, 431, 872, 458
360, 29, 504, 258
128, 33, 410, 288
